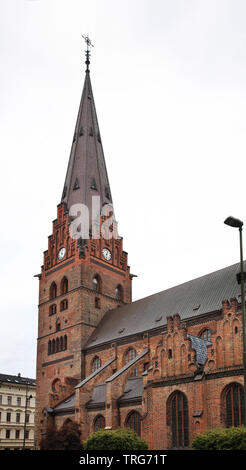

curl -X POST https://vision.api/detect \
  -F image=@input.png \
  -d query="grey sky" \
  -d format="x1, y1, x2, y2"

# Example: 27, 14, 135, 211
1, 0, 246, 378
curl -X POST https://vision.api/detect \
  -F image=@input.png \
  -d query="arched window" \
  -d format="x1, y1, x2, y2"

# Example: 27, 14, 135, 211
93, 275, 101, 293
94, 415, 105, 432
49, 304, 56, 316
199, 329, 211, 342
169, 391, 189, 448
48, 335, 67, 355
115, 284, 123, 301
125, 348, 136, 363
60, 299, 68, 311
61, 277, 68, 295
224, 383, 245, 427
50, 282, 57, 300
95, 297, 101, 309
125, 411, 141, 436
125, 348, 137, 377
92, 356, 102, 373
56, 320, 61, 332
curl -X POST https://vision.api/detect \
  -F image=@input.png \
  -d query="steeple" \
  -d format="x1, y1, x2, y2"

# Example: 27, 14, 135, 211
61, 38, 113, 223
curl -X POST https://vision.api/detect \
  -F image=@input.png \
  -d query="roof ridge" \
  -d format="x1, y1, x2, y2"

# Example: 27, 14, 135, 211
126, 261, 242, 307
85, 261, 242, 350
0, 373, 36, 384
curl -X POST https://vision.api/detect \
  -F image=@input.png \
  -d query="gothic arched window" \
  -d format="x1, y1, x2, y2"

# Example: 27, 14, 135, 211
50, 282, 57, 300
49, 304, 57, 316
125, 411, 141, 436
92, 356, 102, 373
94, 415, 105, 432
199, 329, 211, 342
115, 284, 123, 301
51, 339, 55, 354
93, 275, 101, 293
125, 348, 136, 364
224, 383, 245, 427
169, 391, 189, 448
60, 299, 68, 311
61, 277, 68, 295
56, 337, 60, 352
125, 348, 137, 377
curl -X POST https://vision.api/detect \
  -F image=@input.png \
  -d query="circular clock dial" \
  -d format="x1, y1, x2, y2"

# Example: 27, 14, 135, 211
102, 248, 111, 261
58, 247, 66, 260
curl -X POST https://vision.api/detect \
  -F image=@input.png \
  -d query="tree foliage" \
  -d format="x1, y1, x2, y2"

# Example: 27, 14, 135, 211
40, 420, 83, 450
83, 428, 148, 450
192, 426, 246, 450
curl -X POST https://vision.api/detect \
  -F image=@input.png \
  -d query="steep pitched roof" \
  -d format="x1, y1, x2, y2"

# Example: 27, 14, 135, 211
87, 377, 143, 408
61, 69, 113, 222
85, 262, 243, 349
51, 393, 75, 415
119, 377, 143, 404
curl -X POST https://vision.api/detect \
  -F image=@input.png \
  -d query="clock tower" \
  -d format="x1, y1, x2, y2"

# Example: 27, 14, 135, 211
35, 43, 132, 444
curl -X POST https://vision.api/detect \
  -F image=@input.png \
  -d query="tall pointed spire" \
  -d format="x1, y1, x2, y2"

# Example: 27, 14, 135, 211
61, 38, 113, 223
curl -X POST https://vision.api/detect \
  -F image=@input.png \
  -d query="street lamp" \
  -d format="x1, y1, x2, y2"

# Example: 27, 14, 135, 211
224, 216, 246, 424
22, 388, 33, 450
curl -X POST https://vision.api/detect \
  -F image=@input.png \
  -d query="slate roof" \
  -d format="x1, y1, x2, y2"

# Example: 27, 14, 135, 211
52, 393, 75, 414
87, 383, 106, 407
87, 377, 143, 408
61, 69, 113, 220
0, 373, 36, 387
119, 377, 143, 403
86, 262, 243, 349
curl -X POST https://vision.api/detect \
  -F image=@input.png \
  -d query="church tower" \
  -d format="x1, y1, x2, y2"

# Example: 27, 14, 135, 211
35, 39, 132, 445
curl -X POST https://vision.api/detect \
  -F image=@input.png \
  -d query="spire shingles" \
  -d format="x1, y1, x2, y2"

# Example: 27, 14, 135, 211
61, 70, 113, 222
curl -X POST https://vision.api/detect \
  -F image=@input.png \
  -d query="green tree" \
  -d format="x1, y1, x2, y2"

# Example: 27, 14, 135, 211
83, 428, 148, 450
192, 426, 246, 450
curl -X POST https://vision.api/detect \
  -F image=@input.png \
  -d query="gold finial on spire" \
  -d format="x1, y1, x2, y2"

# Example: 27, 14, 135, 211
82, 34, 94, 72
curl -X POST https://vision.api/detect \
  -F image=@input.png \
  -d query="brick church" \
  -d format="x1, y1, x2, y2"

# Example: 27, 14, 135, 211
36, 46, 245, 449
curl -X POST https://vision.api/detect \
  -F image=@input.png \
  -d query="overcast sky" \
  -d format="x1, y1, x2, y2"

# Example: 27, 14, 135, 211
1, 0, 246, 378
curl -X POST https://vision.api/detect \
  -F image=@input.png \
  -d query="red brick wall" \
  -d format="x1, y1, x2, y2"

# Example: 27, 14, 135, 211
36, 203, 132, 447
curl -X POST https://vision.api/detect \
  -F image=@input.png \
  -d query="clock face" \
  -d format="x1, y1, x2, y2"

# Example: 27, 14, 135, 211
102, 248, 111, 261
58, 247, 66, 260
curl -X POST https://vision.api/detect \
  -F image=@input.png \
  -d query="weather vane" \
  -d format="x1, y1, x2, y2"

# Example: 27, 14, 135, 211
82, 34, 94, 71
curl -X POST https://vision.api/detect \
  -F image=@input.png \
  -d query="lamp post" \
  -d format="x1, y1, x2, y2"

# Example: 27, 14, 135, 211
22, 387, 32, 450
224, 216, 246, 424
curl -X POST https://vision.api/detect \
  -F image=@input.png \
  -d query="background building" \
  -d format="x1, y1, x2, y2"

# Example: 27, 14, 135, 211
0, 373, 36, 450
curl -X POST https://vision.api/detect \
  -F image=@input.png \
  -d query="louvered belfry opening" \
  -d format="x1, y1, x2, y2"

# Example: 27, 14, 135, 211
225, 383, 245, 427
171, 391, 189, 448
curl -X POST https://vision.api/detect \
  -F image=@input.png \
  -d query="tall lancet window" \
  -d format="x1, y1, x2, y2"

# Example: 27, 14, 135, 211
93, 275, 101, 293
